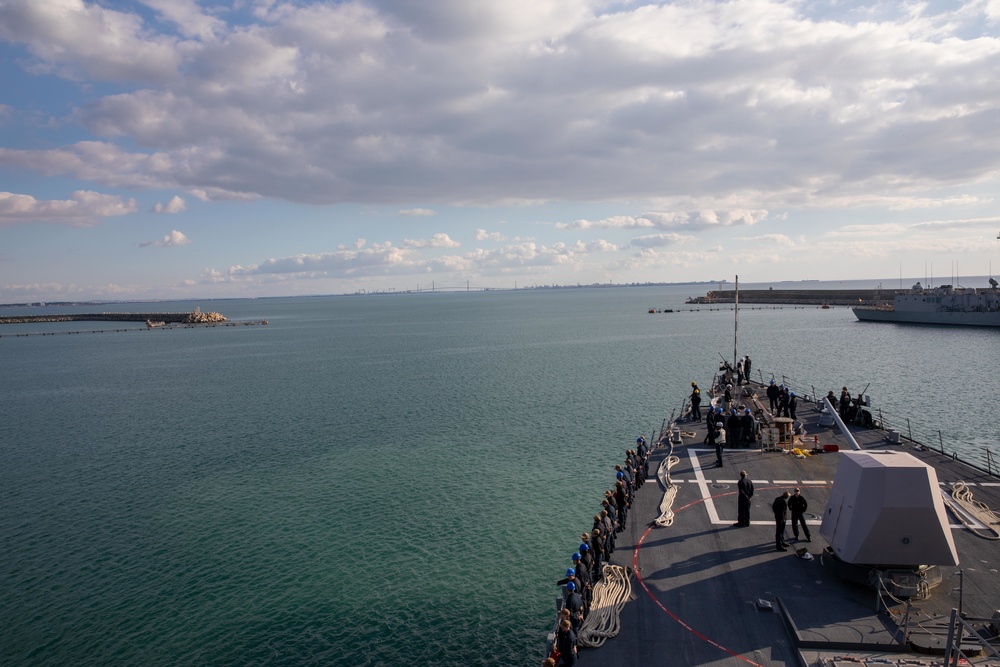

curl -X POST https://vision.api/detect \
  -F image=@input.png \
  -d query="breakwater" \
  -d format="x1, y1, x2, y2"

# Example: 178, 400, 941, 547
686, 288, 890, 306
0, 310, 227, 325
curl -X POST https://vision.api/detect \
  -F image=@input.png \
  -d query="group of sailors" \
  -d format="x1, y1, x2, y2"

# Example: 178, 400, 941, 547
765, 380, 797, 419
827, 387, 874, 426
718, 355, 753, 386
547, 437, 651, 666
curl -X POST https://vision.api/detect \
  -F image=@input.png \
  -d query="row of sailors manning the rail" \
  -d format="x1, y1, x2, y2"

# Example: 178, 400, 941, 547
690, 379, 799, 423
546, 437, 652, 667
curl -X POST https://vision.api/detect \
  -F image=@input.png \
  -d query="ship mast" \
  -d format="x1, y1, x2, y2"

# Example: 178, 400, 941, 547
733, 275, 739, 370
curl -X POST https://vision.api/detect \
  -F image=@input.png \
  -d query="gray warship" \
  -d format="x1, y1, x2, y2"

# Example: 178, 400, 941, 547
853, 280, 1000, 326
548, 365, 1000, 667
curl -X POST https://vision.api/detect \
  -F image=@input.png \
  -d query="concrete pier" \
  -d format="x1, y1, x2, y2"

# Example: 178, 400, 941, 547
687, 288, 890, 306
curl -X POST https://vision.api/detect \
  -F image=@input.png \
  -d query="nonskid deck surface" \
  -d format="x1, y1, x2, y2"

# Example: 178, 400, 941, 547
584, 381, 1000, 667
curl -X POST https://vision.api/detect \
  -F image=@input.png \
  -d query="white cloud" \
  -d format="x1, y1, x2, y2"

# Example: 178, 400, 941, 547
630, 233, 694, 248
0, 1, 996, 210
474, 228, 506, 241
140, 229, 192, 247
399, 208, 436, 216
403, 233, 461, 248
152, 195, 186, 214
0, 190, 136, 225
0, 0, 182, 83
562, 210, 767, 232
139, 0, 223, 40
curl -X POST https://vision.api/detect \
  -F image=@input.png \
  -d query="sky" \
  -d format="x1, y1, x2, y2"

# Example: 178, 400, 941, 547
2, 0, 1000, 301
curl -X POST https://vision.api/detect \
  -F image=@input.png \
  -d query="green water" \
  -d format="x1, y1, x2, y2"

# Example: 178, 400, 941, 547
1, 286, 996, 665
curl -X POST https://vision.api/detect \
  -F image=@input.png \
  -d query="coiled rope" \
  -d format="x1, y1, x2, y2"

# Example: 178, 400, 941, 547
654, 451, 681, 527
578, 564, 633, 648
949, 482, 1000, 540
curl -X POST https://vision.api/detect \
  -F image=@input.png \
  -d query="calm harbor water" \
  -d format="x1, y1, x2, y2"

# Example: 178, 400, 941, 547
1, 282, 997, 666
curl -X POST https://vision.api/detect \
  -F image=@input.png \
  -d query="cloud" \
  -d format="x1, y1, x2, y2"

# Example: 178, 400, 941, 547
152, 195, 186, 214
561, 209, 767, 232
474, 228, 506, 241
0, 0, 182, 83
742, 233, 796, 246
0, 190, 136, 225
0, 1, 997, 210
140, 229, 191, 247
630, 233, 694, 248
399, 208, 436, 216
403, 233, 461, 248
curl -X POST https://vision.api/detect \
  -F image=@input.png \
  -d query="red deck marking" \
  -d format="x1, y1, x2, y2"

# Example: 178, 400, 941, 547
631, 484, 825, 667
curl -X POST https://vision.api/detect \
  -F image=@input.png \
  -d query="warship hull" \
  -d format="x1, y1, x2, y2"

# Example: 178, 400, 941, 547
853, 307, 1000, 326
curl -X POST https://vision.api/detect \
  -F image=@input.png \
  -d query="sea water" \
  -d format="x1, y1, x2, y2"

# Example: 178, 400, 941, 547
1, 284, 997, 666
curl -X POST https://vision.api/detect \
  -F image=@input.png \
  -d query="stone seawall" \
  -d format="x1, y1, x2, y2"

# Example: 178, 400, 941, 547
0, 311, 227, 325
687, 289, 891, 306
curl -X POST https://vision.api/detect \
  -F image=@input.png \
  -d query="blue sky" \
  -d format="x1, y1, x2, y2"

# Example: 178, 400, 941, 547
2, 0, 1000, 301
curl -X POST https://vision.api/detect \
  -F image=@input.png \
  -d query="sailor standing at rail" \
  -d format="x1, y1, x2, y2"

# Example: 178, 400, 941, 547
690, 381, 702, 421
744, 355, 752, 383
636, 436, 650, 480
767, 379, 780, 413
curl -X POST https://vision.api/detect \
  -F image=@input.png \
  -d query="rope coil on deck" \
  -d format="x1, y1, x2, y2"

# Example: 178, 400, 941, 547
577, 564, 633, 648
949, 482, 1000, 540
654, 452, 681, 527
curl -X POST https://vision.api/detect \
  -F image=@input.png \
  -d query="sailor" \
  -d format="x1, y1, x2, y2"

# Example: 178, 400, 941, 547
563, 582, 585, 633
767, 380, 780, 413
788, 488, 811, 542
562, 567, 579, 598
744, 355, 752, 383
572, 555, 593, 610
724, 384, 733, 412
577, 542, 593, 576
603, 492, 618, 529
636, 436, 650, 480
839, 387, 851, 418
556, 618, 578, 666
727, 409, 742, 450
590, 528, 605, 578
778, 385, 790, 417
773, 491, 791, 551
713, 419, 726, 467
788, 391, 798, 420
614, 481, 628, 530
740, 408, 755, 447
600, 508, 615, 555
690, 382, 702, 421
734, 470, 754, 527
736, 357, 745, 385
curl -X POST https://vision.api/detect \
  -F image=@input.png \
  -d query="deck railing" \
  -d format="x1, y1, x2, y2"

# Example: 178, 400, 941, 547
754, 367, 997, 479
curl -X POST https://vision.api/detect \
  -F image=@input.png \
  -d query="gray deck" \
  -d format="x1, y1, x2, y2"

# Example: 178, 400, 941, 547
584, 382, 1000, 667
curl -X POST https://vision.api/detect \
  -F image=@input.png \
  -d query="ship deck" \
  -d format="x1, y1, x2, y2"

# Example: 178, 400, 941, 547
585, 381, 1000, 667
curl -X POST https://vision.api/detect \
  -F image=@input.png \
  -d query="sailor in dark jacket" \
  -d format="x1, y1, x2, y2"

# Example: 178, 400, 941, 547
556, 618, 578, 666
564, 581, 585, 631
690, 382, 702, 421
788, 391, 798, 420
735, 470, 754, 527
767, 380, 780, 413
773, 491, 791, 551
727, 409, 742, 449
788, 488, 811, 541
614, 480, 628, 529
740, 408, 755, 447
